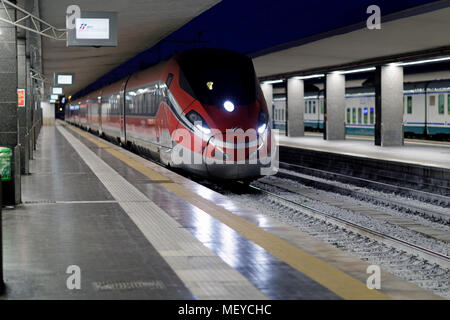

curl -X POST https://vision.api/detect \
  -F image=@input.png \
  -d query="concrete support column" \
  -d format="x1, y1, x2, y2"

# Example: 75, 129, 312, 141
0, 5, 21, 205
286, 78, 304, 137
17, 37, 29, 174
261, 82, 273, 128
26, 57, 33, 160
375, 65, 404, 146
324, 72, 346, 140
41, 101, 54, 126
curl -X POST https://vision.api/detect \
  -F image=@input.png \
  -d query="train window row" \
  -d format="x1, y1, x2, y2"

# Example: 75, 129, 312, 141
274, 108, 285, 121
428, 94, 450, 115
436, 94, 450, 115
103, 95, 121, 116
346, 107, 375, 124
304, 100, 325, 114
126, 84, 165, 117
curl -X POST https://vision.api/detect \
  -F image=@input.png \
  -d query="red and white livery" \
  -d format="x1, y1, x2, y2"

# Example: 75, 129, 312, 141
66, 49, 273, 180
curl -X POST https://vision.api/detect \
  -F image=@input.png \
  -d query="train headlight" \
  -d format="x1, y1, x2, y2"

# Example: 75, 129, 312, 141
257, 123, 267, 135
195, 123, 211, 135
257, 111, 269, 135
224, 100, 235, 112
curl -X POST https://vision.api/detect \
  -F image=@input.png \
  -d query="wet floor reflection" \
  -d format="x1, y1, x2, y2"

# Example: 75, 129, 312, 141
76, 131, 340, 299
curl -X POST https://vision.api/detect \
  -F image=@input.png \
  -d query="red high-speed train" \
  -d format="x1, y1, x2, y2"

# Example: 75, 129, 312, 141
66, 49, 272, 180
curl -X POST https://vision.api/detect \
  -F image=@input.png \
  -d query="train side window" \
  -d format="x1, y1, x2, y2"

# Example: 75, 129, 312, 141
313, 101, 316, 114
305, 102, 307, 113
166, 73, 174, 88
352, 108, 356, 123
308, 101, 311, 113
438, 94, 444, 114
363, 108, 368, 124
346, 108, 350, 123
407, 96, 412, 114
448, 94, 450, 115
140, 94, 145, 115
429, 95, 435, 106
320, 100, 324, 114
370, 108, 374, 124
358, 108, 362, 124
151, 91, 157, 116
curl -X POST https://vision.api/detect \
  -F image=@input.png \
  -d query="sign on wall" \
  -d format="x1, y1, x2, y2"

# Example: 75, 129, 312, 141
18, 89, 25, 107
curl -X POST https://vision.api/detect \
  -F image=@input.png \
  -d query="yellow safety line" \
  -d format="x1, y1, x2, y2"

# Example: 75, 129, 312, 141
64, 123, 389, 300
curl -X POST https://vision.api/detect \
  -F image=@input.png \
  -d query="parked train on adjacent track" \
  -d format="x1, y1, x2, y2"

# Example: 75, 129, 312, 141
273, 80, 450, 140
66, 49, 273, 180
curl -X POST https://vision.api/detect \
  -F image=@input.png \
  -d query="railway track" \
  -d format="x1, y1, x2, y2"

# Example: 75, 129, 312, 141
272, 168, 450, 226
279, 162, 450, 208
215, 181, 450, 298
198, 169, 450, 298
247, 182, 450, 269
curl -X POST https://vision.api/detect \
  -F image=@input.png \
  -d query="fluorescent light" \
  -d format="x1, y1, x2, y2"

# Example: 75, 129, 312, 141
398, 56, 450, 66
337, 67, 376, 74
293, 74, 325, 80
263, 80, 284, 84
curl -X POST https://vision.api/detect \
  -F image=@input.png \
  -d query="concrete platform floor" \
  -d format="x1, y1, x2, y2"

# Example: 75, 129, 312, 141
0, 123, 442, 300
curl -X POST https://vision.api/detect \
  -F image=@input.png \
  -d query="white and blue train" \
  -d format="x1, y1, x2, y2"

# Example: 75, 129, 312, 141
273, 80, 450, 139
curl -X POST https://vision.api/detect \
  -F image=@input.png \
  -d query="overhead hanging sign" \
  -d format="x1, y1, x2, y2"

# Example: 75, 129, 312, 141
55, 73, 74, 86
76, 18, 109, 39
52, 87, 64, 95
67, 11, 118, 47
18, 89, 25, 107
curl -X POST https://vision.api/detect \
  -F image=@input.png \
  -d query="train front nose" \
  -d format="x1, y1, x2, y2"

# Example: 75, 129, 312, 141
203, 130, 271, 180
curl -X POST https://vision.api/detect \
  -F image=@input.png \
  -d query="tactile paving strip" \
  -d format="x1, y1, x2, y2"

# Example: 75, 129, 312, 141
57, 125, 267, 300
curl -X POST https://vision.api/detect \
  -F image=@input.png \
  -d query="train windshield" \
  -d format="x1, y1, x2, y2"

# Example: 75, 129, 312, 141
177, 49, 258, 107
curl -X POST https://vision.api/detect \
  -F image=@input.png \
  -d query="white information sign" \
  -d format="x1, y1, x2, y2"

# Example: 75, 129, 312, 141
57, 75, 73, 85
76, 18, 110, 40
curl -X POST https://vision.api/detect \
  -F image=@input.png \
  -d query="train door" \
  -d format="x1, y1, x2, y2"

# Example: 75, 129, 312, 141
119, 89, 126, 144
447, 93, 450, 128
427, 94, 441, 135
119, 80, 127, 144
98, 91, 102, 135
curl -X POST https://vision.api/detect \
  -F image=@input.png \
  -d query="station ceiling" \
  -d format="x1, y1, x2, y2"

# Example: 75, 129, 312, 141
39, 0, 220, 96
38, 0, 450, 99
253, 5, 450, 78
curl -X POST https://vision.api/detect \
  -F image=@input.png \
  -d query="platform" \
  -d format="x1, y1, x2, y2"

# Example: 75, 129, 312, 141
278, 134, 450, 170
0, 123, 442, 300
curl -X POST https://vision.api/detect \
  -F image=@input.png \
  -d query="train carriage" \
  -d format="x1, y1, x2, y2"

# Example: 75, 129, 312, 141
270, 79, 450, 139
66, 49, 273, 180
